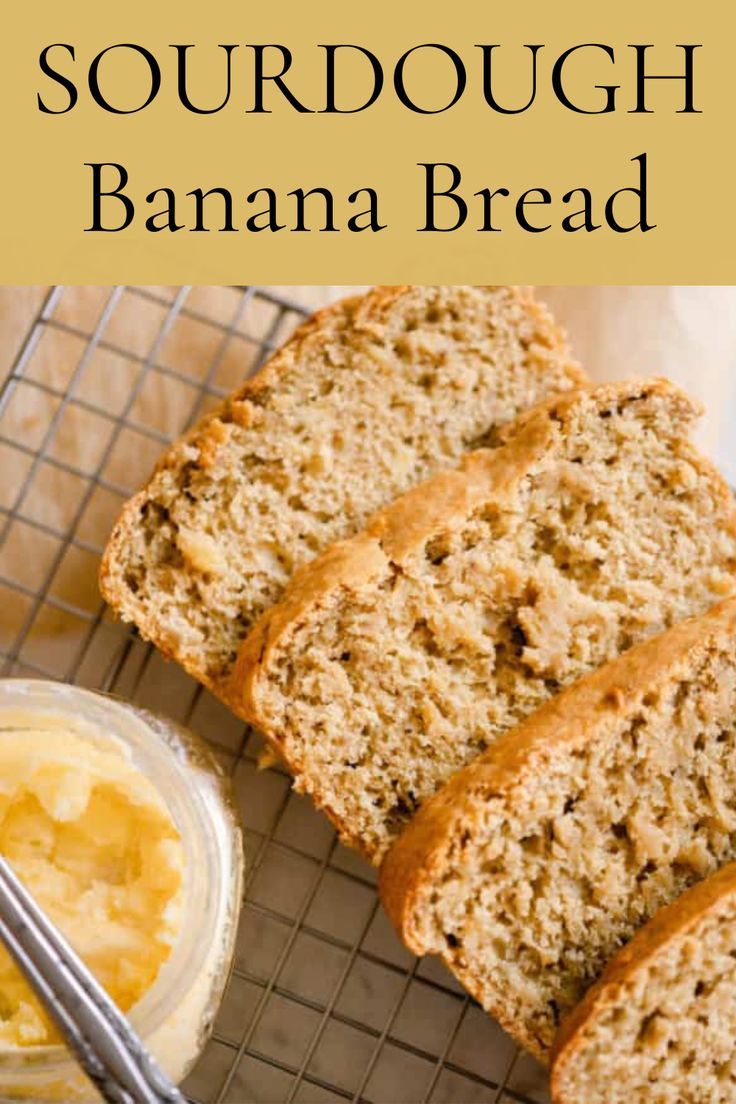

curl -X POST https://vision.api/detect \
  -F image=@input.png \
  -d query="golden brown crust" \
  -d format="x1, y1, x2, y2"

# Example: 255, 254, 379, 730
98, 293, 363, 655
230, 377, 709, 865
233, 425, 555, 731
100, 284, 583, 691
233, 418, 554, 728
370, 374, 703, 567
550, 861, 736, 1102
235, 431, 552, 726
379, 596, 736, 953
234, 377, 698, 726
497, 373, 703, 441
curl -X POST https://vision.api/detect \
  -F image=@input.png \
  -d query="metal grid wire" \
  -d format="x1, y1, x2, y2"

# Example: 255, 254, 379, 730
0, 286, 550, 1104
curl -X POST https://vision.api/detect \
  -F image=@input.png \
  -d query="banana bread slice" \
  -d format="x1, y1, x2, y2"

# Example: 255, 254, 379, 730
100, 286, 582, 694
235, 379, 736, 863
380, 598, 736, 1060
551, 862, 736, 1104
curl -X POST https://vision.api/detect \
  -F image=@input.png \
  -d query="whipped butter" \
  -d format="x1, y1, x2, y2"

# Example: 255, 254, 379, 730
0, 680, 243, 1103
0, 728, 184, 1047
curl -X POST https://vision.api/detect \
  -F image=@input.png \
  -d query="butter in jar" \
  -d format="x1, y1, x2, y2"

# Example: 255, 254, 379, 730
0, 679, 243, 1102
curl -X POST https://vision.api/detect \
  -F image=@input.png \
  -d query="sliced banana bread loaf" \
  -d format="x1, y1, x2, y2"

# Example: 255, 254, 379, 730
100, 286, 582, 693
235, 379, 736, 862
551, 862, 736, 1104
380, 598, 736, 1060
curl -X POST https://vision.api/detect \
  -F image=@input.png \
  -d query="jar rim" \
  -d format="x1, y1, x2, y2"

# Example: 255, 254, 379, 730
0, 678, 237, 1078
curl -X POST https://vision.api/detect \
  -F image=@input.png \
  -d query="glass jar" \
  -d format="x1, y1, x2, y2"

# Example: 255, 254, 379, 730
0, 678, 244, 1102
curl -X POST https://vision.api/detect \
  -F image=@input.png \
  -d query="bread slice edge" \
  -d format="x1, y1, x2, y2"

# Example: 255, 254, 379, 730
379, 596, 736, 953
98, 290, 367, 680
233, 378, 704, 863
549, 860, 736, 1103
99, 284, 582, 691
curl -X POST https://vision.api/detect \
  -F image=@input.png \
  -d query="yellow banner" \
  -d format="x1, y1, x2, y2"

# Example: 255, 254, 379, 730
1, 0, 732, 282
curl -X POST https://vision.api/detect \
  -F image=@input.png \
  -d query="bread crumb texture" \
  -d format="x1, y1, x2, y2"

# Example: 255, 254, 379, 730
242, 379, 736, 862
100, 286, 581, 691
380, 599, 736, 1063
552, 863, 736, 1104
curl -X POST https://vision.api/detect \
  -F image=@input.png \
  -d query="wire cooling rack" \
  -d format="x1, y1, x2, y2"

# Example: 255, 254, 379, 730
0, 286, 550, 1104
